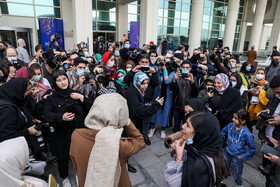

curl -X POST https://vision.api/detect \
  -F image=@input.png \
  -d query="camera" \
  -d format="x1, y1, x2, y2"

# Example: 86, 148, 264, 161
150, 44, 157, 50
207, 86, 214, 93
96, 73, 105, 84
34, 122, 55, 133
62, 62, 72, 70
140, 65, 150, 72
256, 112, 274, 130
180, 69, 189, 78
83, 73, 96, 84
41, 51, 48, 59
158, 60, 165, 67
53, 33, 61, 42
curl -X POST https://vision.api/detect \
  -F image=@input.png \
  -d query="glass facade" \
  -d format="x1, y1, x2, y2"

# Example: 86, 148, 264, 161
0, 0, 61, 18
92, 0, 116, 31
127, 0, 141, 35
157, 0, 191, 49
201, 0, 244, 51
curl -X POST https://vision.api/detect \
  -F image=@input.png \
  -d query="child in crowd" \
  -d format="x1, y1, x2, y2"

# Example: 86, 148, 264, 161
221, 109, 256, 187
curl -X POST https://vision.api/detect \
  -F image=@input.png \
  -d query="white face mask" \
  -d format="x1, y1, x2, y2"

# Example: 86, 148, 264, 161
107, 61, 114, 68
126, 68, 132, 72
231, 81, 237, 87
150, 57, 156, 62
8, 57, 17, 62
255, 73, 264, 80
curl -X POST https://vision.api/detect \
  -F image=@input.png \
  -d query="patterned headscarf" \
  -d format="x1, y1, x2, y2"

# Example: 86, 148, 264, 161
133, 72, 149, 96
215, 73, 230, 95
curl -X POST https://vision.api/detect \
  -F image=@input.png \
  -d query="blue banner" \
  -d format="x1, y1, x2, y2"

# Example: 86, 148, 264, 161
130, 21, 140, 48
39, 18, 64, 51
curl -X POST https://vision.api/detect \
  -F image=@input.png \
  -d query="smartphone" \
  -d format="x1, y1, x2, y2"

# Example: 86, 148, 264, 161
66, 103, 75, 114
259, 133, 274, 147
140, 66, 150, 72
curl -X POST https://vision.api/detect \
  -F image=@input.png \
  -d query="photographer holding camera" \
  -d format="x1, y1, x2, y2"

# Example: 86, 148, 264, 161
67, 57, 92, 97
170, 61, 199, 133
257, 75, 280, 187
1, 47, 26, 71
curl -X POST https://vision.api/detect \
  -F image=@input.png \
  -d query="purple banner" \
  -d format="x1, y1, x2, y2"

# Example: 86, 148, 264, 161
130, 21, 140, 48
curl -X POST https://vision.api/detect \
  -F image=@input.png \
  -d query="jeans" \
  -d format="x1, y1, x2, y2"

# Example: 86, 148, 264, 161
142, 117, 150, 137
150, 122, 166, 130
223, 150, 243, 186
173, 107, 186, 133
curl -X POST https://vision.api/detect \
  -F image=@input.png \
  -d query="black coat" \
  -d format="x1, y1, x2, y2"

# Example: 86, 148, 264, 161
210, 87, 242, 129
123, 70, 160, 102
43, 89, 92, 160
124, 85, 161, 132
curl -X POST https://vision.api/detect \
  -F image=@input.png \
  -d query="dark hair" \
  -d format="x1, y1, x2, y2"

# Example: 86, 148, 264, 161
149, 50, 157, 57
273, 46, 277, 50
5, 40, 12, 46
234, 108, 250, 126
108, 53, 115, 61
35, 44, 46, 52
178, 44, 185, 51
213, 152, 227, 185
124, 40, 131, 44
52, 70, 68, 82
139, 54, 149, 61
240, 61, 250, 73
7, 64, 16, 73
181, 60, 191, 67
74, 57, 87, 66
224, 46, 230, 51
70, 51, 79, 57
27, 67, 35, 80
270, 75, 280, 88
230, 72, 239, 80
0, 41, 7, 48
30, 63, 41, 71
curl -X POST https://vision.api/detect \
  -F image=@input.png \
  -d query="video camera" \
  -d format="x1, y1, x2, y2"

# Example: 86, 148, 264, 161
256, 112, 274, 130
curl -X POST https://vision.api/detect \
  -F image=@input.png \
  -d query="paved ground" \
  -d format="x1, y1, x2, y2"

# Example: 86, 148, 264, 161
45, 125, 266, 187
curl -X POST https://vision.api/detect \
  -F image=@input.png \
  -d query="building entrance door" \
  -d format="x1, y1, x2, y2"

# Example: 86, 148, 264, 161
0, 26, 32, 56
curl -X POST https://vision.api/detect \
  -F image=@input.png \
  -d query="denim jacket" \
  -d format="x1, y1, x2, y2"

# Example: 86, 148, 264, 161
221, 123, 256, 161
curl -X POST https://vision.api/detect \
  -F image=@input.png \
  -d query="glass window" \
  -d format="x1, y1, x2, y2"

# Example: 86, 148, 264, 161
97, 11, 115, 22
3, 0, 33, 3
174, 19, 180, 27
0, 2, 34, 16
167, 1, 175, 10
235, 33, 239, 38
158, 17, 163, 25
182, 3, 191, 12
158, 26, 163, 35
162, 26, 167, 35
213, 9, 223, 16
97, 1, 116, 12
202, 22, 209, 30
180, 27, 189, 35
97, 21, 116, 31
205, 0, 212, 8
159, 0, 164, 8
166, 35, 179, 49
202, 29, 209, 37
163, 18, 168, 25
180, 19, 189, 27
219, 31, 224, 37
92, 10, 97, 20
213, 2, 224, 9
210, 30, 219, 37
233, 39, 238, 51
176, 3, 181, 11
93, 0, 96, 10
163, 10, 168, 17
211, 23, 221, 30
158, 9, 163, 17
180, 35, 188, 44
164, 0, 168, 8
175, 11, 181, 19
128, 14, 137, 23
181, 12, 189, 20
204, 8, 211, 15
93, 21, 97, 30
35, 6, 60, 18
203, 15, 210, 22
167, 10, 175, 18
238, 13, 242, 20
211, 16, 223, 23
181, 0, 191, 4
235, 25, 240, 32
34, 0, 60, 6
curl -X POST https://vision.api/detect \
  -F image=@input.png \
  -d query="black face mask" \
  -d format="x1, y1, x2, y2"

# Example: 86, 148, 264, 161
272, 59, 279, 67
0, 46, 4, 53
0, 76, 5, 82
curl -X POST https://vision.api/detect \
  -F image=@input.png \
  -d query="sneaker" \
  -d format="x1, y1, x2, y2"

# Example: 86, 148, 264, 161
161, 130, 166, 139
148, 128, 155, 137
62, 178, 71, 187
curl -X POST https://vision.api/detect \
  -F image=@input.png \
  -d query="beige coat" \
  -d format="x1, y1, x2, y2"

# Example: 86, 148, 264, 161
70, 122, 145, 187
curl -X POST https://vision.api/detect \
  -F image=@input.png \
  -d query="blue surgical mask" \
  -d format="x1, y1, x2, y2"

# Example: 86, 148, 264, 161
186, 138, 193, 145
118, 76, 124, 82
76, 69, 85, 76
166, 53, 172, 58
115, 50, 120, 56
34, 75, 41, 82
246, 66, 251, 72
30, 80, 35, 86
124, 44, 130, 48
83, 52, 89, 57
182, 69, 189, 74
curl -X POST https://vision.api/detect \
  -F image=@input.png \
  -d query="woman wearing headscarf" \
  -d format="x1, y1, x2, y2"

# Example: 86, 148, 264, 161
124, 72, 164, 133
43, 70, 92, 186
114, 69, 129, 96
0, 78, 38, 143
124, 60, 135, 73
230, 72, 249, 109
0, 137, 48, 187
239, 61, 252, 79
164, 98, 208, 148
29, 62, 52, 102
70, 93, 146, 187
164, 111, 226, 187
209, 73, 242, 129
101, 51, 117, 80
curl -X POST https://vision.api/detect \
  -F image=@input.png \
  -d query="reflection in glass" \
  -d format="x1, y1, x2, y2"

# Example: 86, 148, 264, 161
96, 11, 116, 22
97, 21, 116, 31
35, 6, 60, 18
97, 1, 116, 12
0, 2, 34, 16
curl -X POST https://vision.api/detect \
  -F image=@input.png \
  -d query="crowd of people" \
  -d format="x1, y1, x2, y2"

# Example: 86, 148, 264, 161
0, 34, 280, 187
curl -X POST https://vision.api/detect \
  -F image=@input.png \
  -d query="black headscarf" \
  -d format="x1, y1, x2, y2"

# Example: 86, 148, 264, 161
0, 77, 28, 106
186, 98, 207, 112
52, 72, 73, 97
240, 61, 250, 76
182, 111, 223, 187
